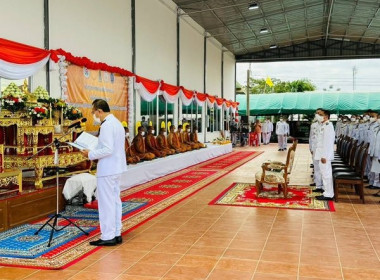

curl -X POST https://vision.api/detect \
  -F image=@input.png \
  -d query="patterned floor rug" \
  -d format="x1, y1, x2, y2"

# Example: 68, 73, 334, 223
210, 182, 335, 211
0, 151, 261, 269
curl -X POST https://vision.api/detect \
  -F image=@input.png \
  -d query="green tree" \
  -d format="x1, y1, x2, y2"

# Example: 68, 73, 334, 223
245, 78, 316, 94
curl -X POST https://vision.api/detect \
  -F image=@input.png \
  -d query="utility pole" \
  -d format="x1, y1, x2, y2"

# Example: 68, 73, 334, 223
352, 66, 357, 91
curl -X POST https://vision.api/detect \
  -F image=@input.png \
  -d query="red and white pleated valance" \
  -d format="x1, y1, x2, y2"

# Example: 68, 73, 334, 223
215, 97, 224, 109
160, 81, 181, 104
135, 75, 160, 102
195, 93, 207, 107
0, 38, 50, 79
180, 87, 194, 106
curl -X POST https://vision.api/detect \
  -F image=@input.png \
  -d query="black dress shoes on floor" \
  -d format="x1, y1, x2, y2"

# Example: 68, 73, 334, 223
312, 188, 324, 193
115, 236, 123, 244
89, 238, 117, 246
310, 183, 316, 186
316, 195, 334, 201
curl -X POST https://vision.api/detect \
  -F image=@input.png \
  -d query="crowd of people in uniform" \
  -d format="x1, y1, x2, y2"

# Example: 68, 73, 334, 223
334, 110, 380, 197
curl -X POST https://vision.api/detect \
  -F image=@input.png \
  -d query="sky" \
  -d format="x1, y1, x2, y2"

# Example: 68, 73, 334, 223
236, 58, 380, 92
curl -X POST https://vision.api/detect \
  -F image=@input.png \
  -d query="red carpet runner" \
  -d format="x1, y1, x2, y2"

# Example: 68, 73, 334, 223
210, 182, 335, 211
0, 150, 262, 269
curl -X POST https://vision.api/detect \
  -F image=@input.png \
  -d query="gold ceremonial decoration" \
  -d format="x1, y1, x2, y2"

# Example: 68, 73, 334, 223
0, 109, 90, 189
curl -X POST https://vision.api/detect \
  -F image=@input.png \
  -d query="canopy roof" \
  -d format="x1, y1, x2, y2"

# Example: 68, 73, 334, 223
237, 92, 380, 116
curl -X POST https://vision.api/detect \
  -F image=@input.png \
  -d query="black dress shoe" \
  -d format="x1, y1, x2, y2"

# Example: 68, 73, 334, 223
372, 192, 380, 197
310, 183, 316, 186
369, 185, 379, 189
115, 236, 122, 244
316, 195, 333, 201
312, 188, 324, 193
278, 149, 282, 151
89, 238, 117, 246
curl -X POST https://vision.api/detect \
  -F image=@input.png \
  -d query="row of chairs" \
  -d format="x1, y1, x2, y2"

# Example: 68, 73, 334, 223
332, 135, 369, 203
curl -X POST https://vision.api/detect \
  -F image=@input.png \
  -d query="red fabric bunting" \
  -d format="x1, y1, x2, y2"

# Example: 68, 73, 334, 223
136, 75, 160, 94
216, 97, 224, 106
0, 38, 50, 64
231, 102, 239, 108
160, 81, 181, 96
181, 87, 194, 100
51, 48, 134, 77
196, 93, 208, 102
207, 95, 216, 104
225, 100, 231, 107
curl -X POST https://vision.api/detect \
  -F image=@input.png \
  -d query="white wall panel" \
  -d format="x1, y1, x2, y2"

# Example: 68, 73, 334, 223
180, 17, 204, 91
49, 0, 132, 70
223, 52, 236, 100
206, 39, 222, 96
136, 0, 176, 84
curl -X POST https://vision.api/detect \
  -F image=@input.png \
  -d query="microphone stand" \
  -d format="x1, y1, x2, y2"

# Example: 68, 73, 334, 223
32, 125, 89, 247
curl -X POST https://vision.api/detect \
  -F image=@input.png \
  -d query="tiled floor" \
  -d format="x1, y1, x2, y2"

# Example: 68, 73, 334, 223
1, 143, 380, 280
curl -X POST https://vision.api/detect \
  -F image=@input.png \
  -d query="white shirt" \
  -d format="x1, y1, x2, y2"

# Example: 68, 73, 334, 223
314, 121, 335, 161
358, 122, 369, 145
276, 121, 288, 135
368, 121, 380, 156
89, 114, 127, 177
262, 121, 273, 133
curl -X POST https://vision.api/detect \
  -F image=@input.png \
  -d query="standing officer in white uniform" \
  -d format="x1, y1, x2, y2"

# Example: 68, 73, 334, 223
314, 109, 336, 200
276, 117, 287, 151
310, 109, 323, 190
283, 119, 290, 150
262, 117, 273, 145
82, 99, 127, 246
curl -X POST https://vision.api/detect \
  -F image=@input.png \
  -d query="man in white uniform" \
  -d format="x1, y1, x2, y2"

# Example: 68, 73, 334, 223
366, 111, 380, 184
309, 109, 323, 190
82, 99, 127, 246
283, 119, 290, 150
276, 117, 287, 151
261, 117, 273, 145
314, 109, 336, 200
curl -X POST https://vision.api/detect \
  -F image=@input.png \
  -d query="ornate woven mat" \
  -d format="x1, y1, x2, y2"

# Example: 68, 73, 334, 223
210, 182, 335, 211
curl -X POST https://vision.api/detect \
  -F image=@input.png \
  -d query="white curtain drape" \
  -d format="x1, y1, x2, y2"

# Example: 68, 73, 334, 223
0, 56, 50, 80
135, 82, 159, 102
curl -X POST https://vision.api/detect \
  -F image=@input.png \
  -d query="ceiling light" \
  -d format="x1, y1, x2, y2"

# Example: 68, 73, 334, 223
248, 3, 259, 10
269, 44, 277, 49
260, 28, 269, 34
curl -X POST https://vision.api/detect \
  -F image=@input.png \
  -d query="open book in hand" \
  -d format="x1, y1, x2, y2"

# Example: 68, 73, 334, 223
67, 132, 98, 151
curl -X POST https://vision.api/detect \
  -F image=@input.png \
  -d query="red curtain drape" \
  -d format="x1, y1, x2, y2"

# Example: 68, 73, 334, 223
181, 87, 194, 100
135, 75, 161, 94
0, 38, 50, 64
160, 81, 181, 96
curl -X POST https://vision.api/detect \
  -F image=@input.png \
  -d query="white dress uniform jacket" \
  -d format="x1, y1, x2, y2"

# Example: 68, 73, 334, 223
89, 114, 127, 176
309, 121, 320, 152
262, 121, 273, 133
314, 121, 335, 161
276, 121, 287, 135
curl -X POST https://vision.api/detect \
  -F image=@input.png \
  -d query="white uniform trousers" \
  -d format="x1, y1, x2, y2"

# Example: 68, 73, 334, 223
267, 132, 272, 144
313, 158, 323, 188
319, 160, 334, 198
278, 135, 284, 149
282, 136, 288, 149
365, 155, 372, 177
370, 157, 380, 187
257, 133, 261, 145
97, 174, 122, 240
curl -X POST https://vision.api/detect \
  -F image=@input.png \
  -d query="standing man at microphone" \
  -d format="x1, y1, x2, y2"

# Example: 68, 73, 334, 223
81, 99, 127, 246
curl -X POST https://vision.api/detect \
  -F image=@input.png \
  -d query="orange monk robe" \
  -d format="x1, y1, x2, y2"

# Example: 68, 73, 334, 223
131, 135, 155, 160
190, 132, 206, 148
125, 138, 141, 164
177, 132, 192, 151
167, 132, 186, 153
182, 131, 199, 150
145, 134, 166, 157
156, 135, 176, 155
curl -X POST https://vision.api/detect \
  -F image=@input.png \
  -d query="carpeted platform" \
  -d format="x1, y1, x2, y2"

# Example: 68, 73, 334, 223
210, 182, 335, 211
0, 150, 262, 269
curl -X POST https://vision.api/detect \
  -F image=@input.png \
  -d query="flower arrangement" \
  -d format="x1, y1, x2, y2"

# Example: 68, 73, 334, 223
1, 82, 26, 112
64, 105, 82, 120
33, 86, 50, 102
27, 104, 49, 120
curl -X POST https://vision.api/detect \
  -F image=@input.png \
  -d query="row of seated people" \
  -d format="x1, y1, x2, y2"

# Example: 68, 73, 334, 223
125, 124, 205, 164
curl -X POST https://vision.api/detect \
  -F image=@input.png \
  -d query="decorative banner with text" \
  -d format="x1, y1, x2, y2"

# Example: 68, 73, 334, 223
66, 65, 128, 132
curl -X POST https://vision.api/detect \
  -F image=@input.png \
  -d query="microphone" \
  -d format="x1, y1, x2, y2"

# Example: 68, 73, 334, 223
68, 118, 87, 129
